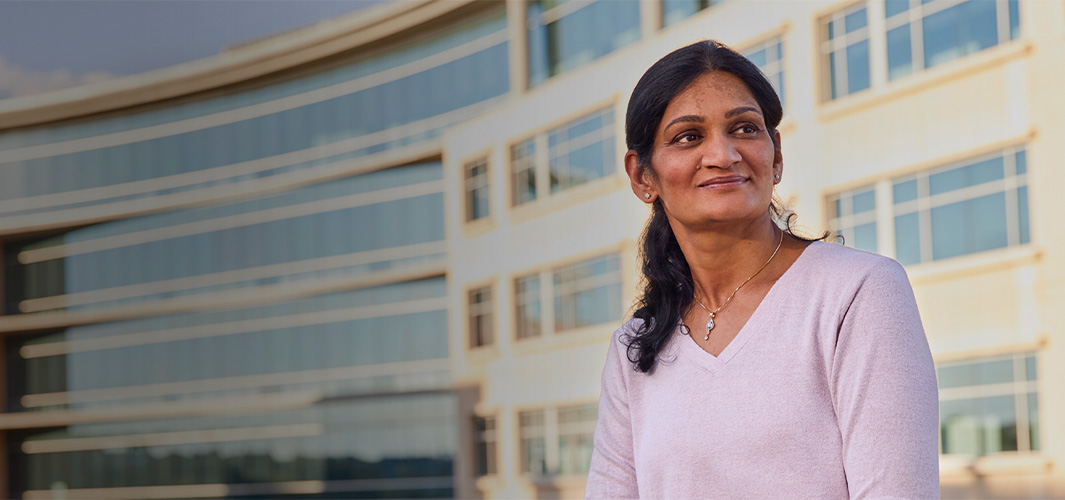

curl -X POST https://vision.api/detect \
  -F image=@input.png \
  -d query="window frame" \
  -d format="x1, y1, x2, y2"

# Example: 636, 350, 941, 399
823, 145, 1031, 266
517, 403, 598, 478
473, 415, 498, 476
937, 352, 1040, 456
819, 2, 872, 101
512, 250, 624, 342
467, 283, 495, 349
464, 156, 492, 222
506, 103, 618, 210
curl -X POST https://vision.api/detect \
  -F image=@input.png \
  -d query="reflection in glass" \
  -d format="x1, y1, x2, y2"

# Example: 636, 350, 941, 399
548, 108, 614, 193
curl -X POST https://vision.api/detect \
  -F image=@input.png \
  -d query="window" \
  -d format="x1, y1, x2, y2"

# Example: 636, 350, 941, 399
885, 0, 1020, 80
526, 0, 640, 87
552, 254, 622, 332
473, 416, 497, 476
827, 185, 877, 253
821, 4, 871, 100
939, 353, 1039, 455
520, 404, 598, 476
465, 158, 490, 221
468, 286, 494, 348
510, 107, 616, 206
743, 37, 785, 109
515, 253, 622, 340
662, 0, 719, 27
893, 148, 1028, 265
515, 274, 542, 339
511, 138, 537, 206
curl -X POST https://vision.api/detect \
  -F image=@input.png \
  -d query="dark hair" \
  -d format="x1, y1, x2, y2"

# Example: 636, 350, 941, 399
624, 40, 819, 373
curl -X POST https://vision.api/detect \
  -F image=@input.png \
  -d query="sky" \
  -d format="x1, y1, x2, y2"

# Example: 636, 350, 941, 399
0, 0, 387, 100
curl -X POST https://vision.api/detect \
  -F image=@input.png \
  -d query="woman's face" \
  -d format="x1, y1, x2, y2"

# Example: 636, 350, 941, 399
635, 71, 781, 230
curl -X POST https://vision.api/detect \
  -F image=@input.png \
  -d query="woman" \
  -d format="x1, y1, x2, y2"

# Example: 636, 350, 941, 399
585, 40, 939, 499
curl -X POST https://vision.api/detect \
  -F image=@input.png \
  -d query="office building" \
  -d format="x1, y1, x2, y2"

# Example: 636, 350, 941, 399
0, 0, 1061, 498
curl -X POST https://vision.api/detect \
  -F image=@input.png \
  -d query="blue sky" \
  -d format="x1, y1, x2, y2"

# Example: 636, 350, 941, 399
0, 0, 385, 99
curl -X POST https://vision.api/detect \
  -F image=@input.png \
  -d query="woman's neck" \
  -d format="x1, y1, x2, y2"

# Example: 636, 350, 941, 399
672, 215, 782, 306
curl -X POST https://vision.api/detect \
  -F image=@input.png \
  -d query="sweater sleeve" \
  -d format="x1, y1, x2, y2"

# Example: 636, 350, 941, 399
831, 259, 940, 499
585, 325, 639, 499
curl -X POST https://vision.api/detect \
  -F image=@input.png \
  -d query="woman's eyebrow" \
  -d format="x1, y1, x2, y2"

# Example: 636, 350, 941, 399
663, 115, 703, 130
725, 106, 761, 118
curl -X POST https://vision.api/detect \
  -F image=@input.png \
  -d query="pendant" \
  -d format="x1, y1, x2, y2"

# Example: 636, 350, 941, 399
704, 312, 715, 341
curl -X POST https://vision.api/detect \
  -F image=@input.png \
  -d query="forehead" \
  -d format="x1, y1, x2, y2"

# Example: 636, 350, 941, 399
660, 71, 760, 124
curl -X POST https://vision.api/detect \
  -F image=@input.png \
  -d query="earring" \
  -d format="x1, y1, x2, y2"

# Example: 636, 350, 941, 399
644, 193, 652, 199
774, 174, 780, 181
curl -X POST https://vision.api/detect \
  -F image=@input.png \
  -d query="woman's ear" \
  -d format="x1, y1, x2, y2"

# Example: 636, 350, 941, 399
625, 150, 656, 203
772, 130, 783, 184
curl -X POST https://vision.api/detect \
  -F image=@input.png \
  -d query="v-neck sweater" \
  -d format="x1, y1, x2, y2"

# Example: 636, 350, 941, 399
585, 242, 940, 499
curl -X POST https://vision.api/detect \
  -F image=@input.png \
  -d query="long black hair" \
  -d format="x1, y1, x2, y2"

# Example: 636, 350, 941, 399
624, 40, 817, 373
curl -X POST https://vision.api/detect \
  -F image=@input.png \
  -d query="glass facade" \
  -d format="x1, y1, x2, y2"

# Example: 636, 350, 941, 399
10, 393, 459, 497
827, 184, 878, 253
894, 148, 1028, 265
0, 9, 508, 218
939, 353, 1039, 455
526, 0, 640, 87
4, 162, 445, 314
886, 0, 1020, 80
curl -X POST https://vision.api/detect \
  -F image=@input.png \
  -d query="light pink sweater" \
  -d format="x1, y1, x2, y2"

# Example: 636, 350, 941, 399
586, 242, 940, 499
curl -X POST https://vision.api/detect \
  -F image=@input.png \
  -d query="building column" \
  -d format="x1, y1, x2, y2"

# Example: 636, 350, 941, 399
506, 0, 529, 96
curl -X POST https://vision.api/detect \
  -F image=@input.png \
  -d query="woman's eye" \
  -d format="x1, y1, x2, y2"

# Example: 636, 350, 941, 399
734, 124, 759, 135
675, 133, 699, 143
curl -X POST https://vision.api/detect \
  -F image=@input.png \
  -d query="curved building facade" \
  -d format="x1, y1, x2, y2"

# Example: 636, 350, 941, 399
1, 0, 1064, 498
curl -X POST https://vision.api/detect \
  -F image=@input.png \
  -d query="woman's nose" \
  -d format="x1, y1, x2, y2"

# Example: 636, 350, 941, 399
699, 134, 741, 169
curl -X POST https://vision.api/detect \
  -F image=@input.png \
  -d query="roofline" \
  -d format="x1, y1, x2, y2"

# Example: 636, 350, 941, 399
0, 0, 475, 130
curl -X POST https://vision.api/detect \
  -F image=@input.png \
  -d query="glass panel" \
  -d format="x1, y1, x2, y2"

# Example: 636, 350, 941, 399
516, 275, 542, 339
893, 178, 918, 204
929, 156, 1004, 195
527, 0, 640, 87
1029, 392, 1040, 451
938, 358, 1015, 388
931, 192, 1008, 260
552, 254, 621, 332
1025, 355, 1037, 381
854, 222, 878, 253
940, 395, 1018, 455
745, 48, 767, 67
885, 0, 910, 18
846, 40, 871, 94
1015, 150, 1026, 174
1009, 0, 1020, 40
663, 0, 710, 27
1018, 186, 1029, 244
894, 212, 921, 265
887, 25, 914, 80
519, 410, 547, 475
829, 51, 839, 99
845, 8, 867, 33
922, 0, 999, 69
852, 189, 875, 213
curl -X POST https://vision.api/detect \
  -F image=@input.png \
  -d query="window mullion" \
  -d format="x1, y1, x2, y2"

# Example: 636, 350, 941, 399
1013, 354, 1032, 451
995, 0, 1010, 45
868, 0, 889, 89
541, 269, 555, 337
912, 6, 925, 70
534, 132, 550, 199
875, 179, 896, 258
544, 407, 560, 474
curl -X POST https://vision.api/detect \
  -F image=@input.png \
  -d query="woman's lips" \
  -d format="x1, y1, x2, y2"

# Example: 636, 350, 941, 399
699, 176, 748, 189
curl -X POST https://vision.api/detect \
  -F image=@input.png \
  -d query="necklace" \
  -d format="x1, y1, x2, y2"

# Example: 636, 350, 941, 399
693, 228, 784, 341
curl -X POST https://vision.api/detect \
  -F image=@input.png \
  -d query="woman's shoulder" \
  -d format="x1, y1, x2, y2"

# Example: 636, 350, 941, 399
794, 241, 911, 289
